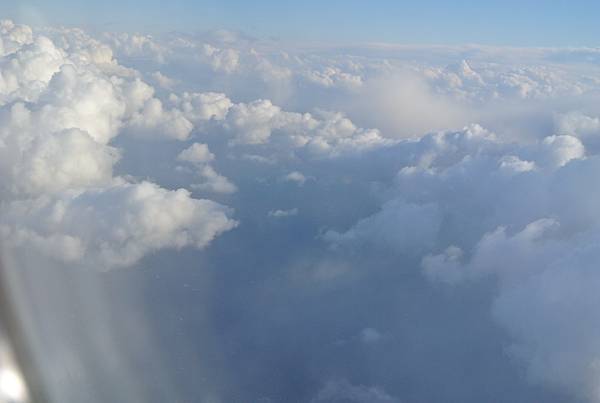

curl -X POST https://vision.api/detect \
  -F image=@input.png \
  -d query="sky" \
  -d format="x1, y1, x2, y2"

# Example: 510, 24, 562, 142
2, 0, 600, 46
3, 4, 600, 403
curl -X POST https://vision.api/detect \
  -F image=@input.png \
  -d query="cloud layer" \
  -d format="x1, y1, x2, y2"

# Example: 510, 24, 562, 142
3, 19, 600, 403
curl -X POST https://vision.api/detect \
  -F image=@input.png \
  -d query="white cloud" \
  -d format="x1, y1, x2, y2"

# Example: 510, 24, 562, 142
1, 182, 237, 270
303, 66, 363, 90
319, 118, 600, 400
423, 217, 600, 401
283, 171, 307, 185
104, 32, 167, 63
151, 71, 178, 89
200, 44, 240, 73
0, 20, 33, 56
191, 165, 237, 194
177, 143, 236, 194
177, 143, 215, 164
222, 99, 392, 156
0, 21, 237, 272
12, 128, 119, 195
127, 97, 193, 140
174, 91, 232, 123
7, 18, 600, 403
268, 208, 299, 218
0, 35, 64, 103
538, 134, 585, 168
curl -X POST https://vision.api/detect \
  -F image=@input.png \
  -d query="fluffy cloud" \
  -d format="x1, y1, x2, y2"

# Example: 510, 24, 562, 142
1, 182, 237, 269
0, 20, 33, 55
7, 17, 600, 403
10, 128, 119, 195
200, 44, 240, 73
325, 120, 600, 401
174, 91, 232, 123
103, 32, 168, 63
423, 216, 600, 401
177, 143, 236, 194
222, 100, 391, 156
0, 21, 236, 274
177, 142, 215, 164
127, 97, 193, 140
0, 36, 64, 103
303, 66, 363, 90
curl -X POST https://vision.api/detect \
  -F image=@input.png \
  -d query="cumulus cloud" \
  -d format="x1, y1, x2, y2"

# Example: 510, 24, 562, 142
423, 216, 600, 401
6, 17, 600, 403
0, 20, 33, 55
0, 21, 237, 275
177, 142, 215, 164
126, 97, 193, 140
222, 100, 392, 157
303, 66, 363, 90
177, 143, 236, 194
191, 165, 237, 194
324, 120, 600, 401
199, 44, 240, 73
1, 182, 237, 269
173, 91, 232, 123
151, 71, 178, 89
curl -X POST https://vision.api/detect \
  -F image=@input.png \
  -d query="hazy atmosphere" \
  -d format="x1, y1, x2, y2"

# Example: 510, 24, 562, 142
1, 2, 600, 402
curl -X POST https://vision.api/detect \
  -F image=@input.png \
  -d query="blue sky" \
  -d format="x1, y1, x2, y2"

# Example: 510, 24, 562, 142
2, 0, 600, 46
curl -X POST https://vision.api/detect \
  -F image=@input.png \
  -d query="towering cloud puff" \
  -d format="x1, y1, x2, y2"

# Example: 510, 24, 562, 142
1, 182, 237, 270
0, 21, 237, 272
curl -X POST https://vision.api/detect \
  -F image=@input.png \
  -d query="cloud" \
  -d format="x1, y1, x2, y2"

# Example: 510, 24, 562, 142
343, 70, 469, 139
324, 200, 441, 255
303, 66, 363, 90
174, 91, 232, 123
126, 97, 193, 140
151, 71, 178, 89
222, 100, 392, 157
1, 181, 237, 270
268, 208, 299, 218
359, 327, 384, 344
177, 142, 215, 164
0, 35, 64, 103
0, 21, 237, 274
177, 143, 236, 194
191, 165, 237, 194
0, 20, 33, 55
200, 44, 240, 73
6, 18, 600, 403
283, 171, 307, 185
423, 216, 600, 401
11, 128, 119, 195
324, 120, 600, 400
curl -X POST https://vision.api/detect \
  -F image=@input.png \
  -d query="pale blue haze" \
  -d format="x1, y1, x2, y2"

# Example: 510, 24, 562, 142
2, 0, 600, 46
